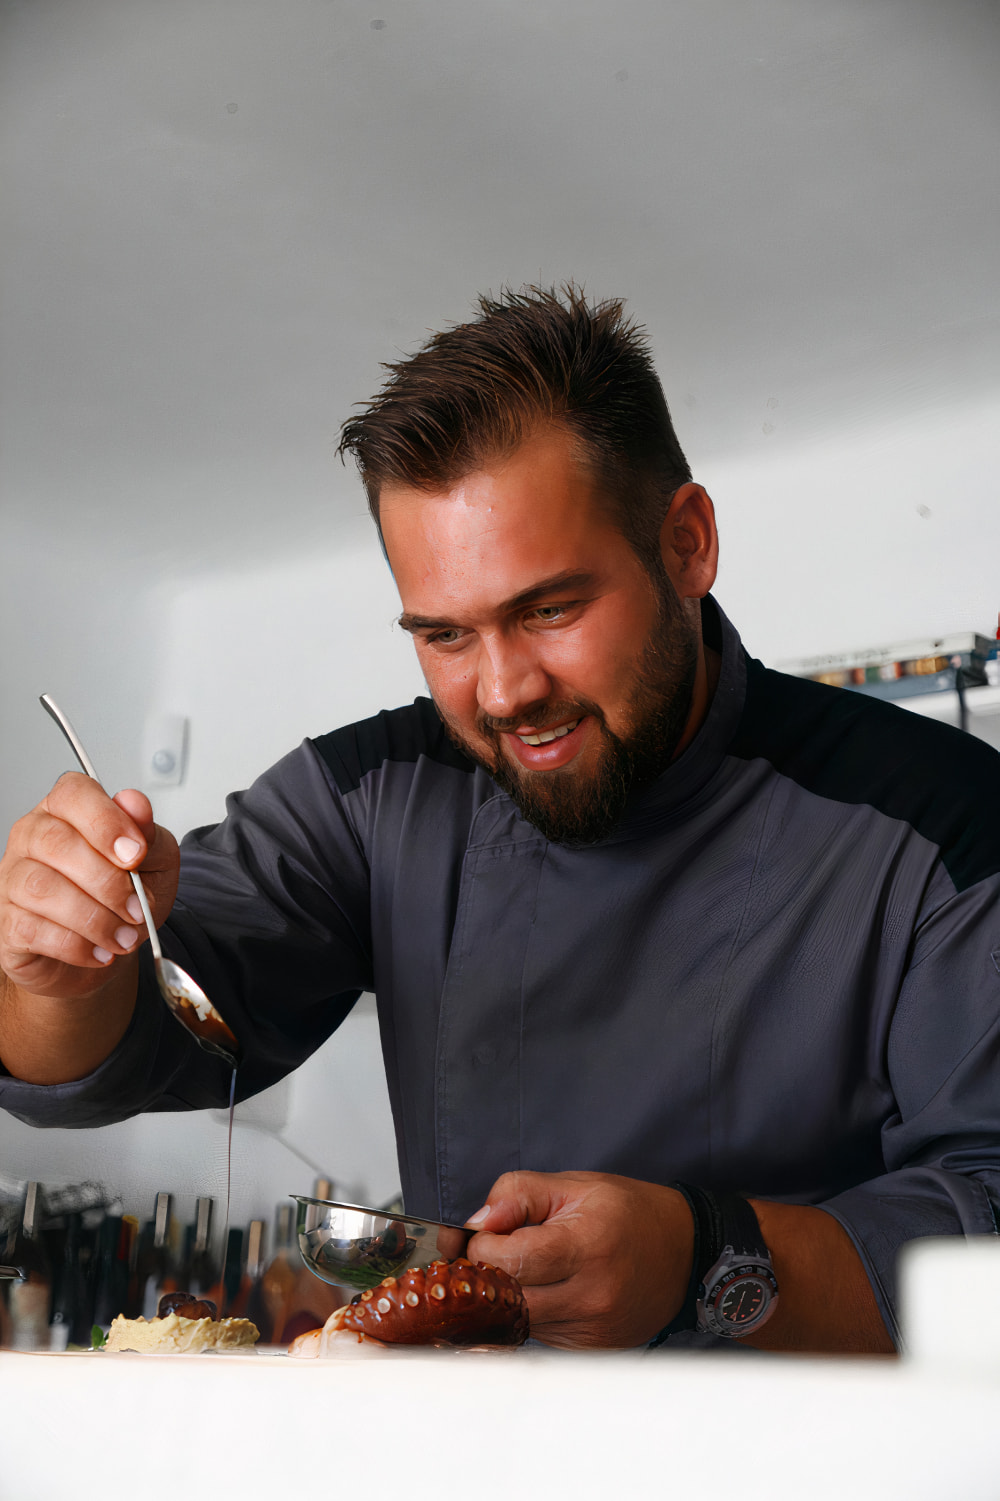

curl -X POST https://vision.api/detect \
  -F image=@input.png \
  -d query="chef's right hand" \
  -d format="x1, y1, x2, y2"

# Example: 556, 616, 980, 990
0, 773, 180, 1001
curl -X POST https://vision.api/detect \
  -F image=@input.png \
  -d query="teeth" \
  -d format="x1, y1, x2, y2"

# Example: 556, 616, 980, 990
518, 719, 579, 747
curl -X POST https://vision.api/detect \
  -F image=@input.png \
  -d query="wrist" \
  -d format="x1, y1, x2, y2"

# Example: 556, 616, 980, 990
0, 957, 139, 1084
649, 1185, 700, 1345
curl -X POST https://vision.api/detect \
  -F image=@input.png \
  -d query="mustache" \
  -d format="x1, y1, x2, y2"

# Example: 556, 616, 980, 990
476, 700, 603, 737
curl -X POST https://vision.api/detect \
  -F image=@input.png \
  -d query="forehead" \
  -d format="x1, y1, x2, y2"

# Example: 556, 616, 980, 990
379, 428, 630, 614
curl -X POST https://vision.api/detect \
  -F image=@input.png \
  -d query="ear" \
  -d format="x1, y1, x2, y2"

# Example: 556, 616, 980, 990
658, 483, 719, 599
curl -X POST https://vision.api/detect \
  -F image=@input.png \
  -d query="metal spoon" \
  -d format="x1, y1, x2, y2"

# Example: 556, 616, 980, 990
39, 694, 238, 1065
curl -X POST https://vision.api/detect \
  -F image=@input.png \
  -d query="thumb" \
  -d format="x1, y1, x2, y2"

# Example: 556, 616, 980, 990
113, 788, 156, 848
463, 1170, 566, 1235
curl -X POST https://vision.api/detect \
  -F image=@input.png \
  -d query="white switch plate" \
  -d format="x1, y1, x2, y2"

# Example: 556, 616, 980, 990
143, 713, 188, 787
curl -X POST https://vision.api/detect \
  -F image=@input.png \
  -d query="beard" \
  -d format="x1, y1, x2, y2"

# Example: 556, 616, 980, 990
435, 576, 700, 846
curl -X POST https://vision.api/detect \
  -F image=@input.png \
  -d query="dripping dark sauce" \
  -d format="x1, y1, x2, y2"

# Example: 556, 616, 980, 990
220, 1064, 237, 1298
173, 1002, 240, 1311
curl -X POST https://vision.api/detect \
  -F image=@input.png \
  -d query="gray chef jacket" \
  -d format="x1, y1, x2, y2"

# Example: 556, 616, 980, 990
3, 599, 999, 1345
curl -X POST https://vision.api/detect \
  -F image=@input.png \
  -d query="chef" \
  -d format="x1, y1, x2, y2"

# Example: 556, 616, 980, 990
2, 287, 998, 1352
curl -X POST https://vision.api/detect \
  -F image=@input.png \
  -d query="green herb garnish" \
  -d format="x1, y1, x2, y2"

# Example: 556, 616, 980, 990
90, 1324, 107, 1350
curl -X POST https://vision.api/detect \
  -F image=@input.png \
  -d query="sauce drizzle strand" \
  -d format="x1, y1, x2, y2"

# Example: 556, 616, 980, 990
218, 1066, 237, 1305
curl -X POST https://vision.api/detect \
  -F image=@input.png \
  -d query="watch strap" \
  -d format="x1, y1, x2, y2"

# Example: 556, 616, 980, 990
689, 1182, 768, 1262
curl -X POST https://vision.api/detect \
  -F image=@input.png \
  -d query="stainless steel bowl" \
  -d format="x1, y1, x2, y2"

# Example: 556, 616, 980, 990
293, 1197, 472, 1292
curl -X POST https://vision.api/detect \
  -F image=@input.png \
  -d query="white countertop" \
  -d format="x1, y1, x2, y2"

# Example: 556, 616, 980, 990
1, 1340, 997, 1501
5, 1235, 998, 1501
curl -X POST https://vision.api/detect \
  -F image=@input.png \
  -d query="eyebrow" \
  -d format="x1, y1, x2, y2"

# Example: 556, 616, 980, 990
397, 570, 599, 634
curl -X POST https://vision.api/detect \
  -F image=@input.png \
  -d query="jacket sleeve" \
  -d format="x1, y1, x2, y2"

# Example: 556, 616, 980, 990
819, 864, 1000, 1346
0, 740, 375, 1126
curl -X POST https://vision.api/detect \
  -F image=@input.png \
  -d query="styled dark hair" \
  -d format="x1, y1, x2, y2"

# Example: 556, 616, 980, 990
337, 284, 692, 567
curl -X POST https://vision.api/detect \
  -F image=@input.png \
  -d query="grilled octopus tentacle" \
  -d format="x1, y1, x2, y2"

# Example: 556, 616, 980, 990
337, 1258, 529, 1346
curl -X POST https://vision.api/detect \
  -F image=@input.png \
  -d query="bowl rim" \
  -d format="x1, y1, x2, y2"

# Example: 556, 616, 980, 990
290, 1195, 469, 1235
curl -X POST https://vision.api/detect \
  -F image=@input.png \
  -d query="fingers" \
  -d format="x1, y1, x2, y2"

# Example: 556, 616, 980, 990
433, 1226, 470, 1260
134, 819, 181, 890
4, 857, 143, 968
44, 773, 149, 867
2, 914, 128, 991
468, 1218, 580, 1286
0, 773, 179, 999
16, 807, 145, 925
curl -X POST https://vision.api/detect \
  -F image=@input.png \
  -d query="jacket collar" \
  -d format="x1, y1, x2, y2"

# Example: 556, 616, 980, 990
592, 594, 748, 843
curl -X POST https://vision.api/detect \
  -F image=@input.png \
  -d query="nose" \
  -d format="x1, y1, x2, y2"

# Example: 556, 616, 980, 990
476, 634, 552, 723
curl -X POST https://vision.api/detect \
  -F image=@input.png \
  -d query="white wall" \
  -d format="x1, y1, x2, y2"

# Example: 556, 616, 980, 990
704, 389, 999, 664
0, 530, 161, 854
145, 524, 425, 832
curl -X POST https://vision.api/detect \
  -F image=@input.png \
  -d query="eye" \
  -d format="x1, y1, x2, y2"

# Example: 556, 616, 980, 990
531, 604, 568, 623
425, 627, 465, 647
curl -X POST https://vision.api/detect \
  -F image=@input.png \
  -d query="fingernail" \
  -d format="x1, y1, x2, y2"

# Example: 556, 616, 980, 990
93, 946, 113, 963
114, 837, 141, 864
465, 1204, 491, 1226
126, 895, 143, 923
114, 925, 139, 950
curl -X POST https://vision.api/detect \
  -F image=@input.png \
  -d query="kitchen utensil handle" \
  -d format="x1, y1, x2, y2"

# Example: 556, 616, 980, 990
39, 693, 101, 781
39, 694, 163, 962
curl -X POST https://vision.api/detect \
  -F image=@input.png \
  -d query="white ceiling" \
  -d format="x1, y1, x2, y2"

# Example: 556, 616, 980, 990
2, 0, 998, 575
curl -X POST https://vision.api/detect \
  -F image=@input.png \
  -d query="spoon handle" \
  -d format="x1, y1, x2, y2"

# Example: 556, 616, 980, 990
39, 694, 163, 963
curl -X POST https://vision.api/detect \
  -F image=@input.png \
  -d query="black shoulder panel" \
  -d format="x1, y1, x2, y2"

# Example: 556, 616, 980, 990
730, 656, 1000, 893
311, 697, 476, 795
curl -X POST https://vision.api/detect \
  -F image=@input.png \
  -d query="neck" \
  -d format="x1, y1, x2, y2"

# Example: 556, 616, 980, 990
671, 641, 721, 761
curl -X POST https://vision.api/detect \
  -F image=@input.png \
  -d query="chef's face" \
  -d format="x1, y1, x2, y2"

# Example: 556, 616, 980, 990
381, 427, 708, 844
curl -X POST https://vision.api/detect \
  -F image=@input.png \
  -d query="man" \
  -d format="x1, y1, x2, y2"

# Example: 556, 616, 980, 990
1, 287, 998, 1353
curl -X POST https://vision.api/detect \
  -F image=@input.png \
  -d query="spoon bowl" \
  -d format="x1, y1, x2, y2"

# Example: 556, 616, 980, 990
39, 694, 238, 1065
154, 955, 239, 1062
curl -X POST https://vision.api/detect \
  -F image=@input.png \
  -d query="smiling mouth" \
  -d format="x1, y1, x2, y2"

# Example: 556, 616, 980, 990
515, 718, 581, 747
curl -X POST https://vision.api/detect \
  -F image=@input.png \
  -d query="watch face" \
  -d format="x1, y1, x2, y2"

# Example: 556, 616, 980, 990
717, 1275, 770, 1327
699, 1258, 778, 1337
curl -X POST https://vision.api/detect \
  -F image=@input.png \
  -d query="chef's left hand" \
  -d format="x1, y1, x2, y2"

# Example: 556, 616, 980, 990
464, 1169, 693, 1349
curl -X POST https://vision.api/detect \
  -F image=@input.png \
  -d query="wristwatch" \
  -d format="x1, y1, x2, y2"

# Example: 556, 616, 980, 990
650, 1182, 779, 1344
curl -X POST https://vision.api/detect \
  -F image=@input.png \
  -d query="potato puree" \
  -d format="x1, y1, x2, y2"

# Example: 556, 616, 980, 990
106, 1312, 259, 1353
